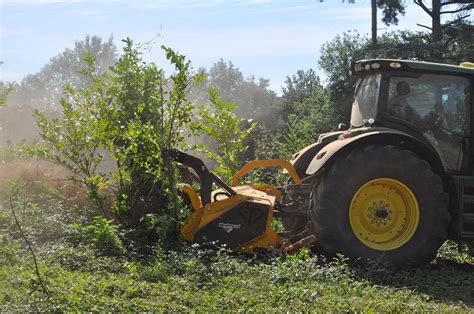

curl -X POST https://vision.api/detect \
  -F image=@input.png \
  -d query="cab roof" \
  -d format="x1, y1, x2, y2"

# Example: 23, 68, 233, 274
352, 59, 474, 76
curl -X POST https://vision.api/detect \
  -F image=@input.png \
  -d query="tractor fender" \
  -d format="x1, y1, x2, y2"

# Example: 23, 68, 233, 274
288, 131, 345, 179
305, 129, 446, 179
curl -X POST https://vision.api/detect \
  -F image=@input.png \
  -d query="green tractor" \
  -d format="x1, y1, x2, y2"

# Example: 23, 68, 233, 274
174, 59, 473, 268
289, 59, 474, 267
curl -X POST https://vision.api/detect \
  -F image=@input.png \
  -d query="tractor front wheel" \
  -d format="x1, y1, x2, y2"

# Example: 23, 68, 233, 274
311, 145, 450, 268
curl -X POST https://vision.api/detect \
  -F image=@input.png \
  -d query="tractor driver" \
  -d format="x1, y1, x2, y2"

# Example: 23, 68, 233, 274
388, 81, 422, 125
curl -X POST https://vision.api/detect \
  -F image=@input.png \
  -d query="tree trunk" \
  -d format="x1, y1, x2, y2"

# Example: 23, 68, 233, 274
432, 0, 442, 43
431, 0, 443, 61
165, 160, 180, 243
372, 0, 377, 46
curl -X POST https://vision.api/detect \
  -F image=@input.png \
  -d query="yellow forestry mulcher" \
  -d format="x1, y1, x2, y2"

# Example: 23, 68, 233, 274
168, 149, 315, 255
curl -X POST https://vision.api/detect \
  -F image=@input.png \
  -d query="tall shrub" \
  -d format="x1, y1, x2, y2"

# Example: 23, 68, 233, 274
33, 38, 205, 243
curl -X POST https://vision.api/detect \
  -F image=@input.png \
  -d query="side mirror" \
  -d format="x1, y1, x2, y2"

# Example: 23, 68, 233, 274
338, 123, 347, 130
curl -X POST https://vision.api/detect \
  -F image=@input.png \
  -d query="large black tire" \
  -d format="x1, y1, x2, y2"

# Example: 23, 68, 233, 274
311, 145, 450, 268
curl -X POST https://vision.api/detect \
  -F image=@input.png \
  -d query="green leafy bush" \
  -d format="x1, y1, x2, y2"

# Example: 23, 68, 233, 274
73, 217, 125, 256
0, 82, 11, 107
0, 235, 20, 266
30, 37, 255, 248
30, 38, 209, 245
277, 72, 336, 160
191, 88, 255, 180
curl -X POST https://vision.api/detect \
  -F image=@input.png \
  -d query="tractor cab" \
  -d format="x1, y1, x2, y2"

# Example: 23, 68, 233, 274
350, 59, 473, 173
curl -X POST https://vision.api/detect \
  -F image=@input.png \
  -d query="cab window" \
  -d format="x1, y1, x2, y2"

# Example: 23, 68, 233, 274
350, 74, 380, 127
385, 74, 470, 171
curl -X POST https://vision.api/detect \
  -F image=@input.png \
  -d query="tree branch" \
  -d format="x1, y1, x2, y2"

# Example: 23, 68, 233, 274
414, 0, 433, 17
440, 1, 472, 7
442, 15, 470, 29
416, 23, 433, 31
9, 196, 50, 296
440, 7, 471, 15
444, 35, 458, 49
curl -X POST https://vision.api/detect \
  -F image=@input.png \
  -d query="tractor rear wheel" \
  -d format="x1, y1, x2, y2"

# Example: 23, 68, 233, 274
311, 145, 450, 268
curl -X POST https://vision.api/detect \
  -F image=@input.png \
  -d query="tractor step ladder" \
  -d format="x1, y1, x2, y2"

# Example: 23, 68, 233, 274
454, 176, 474, 239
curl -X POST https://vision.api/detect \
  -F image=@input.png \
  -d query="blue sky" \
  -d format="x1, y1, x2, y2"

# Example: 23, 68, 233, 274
1, 0, 440, 93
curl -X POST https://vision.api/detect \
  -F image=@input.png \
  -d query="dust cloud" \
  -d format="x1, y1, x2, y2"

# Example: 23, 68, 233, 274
0, 37, 284, 202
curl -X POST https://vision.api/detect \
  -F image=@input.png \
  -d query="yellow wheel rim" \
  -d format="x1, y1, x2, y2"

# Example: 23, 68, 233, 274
349, 178, 419, 251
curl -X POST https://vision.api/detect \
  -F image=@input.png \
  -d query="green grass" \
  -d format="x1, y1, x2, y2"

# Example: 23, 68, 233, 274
1, 192, 473, 311
1, 237, 473, 311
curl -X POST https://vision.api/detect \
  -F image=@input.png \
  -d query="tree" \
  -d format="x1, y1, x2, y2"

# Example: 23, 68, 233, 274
0, 82, 11, 106
248, 67, 335, 184
278, 95, 335, 160
280, 69, 327, 125
373, 0, 406, 45
190, 88, 255, 180
375, 24, 473, 63
319, 0, 406, 46
319, 31, 371, 123
9, 35, 117, 109
0, 81, 12, 133
376, 30, 433, 60
193, 59, 280, 130
414, 0, 473, 60
443, 20, 474, 63
282, 69, 321, 105
208, 59, 245, 100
